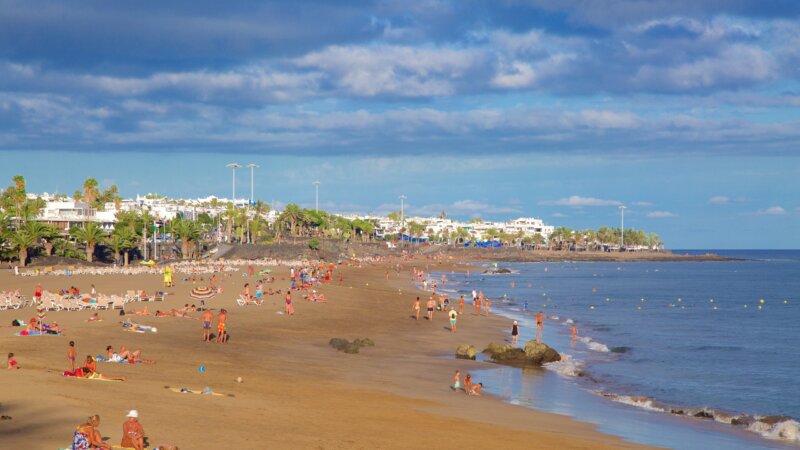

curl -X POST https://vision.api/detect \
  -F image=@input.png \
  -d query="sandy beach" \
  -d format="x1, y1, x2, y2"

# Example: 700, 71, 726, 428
0, 257, 653, 449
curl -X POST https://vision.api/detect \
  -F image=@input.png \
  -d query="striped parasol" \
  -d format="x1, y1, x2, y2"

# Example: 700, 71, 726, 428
190, 286, 217, 300
36, 302, 47, 321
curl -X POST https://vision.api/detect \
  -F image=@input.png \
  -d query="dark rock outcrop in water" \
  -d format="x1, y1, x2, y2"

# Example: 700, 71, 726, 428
455, 344, 477, 360
482, 341, 561, 367
329, 337, 375, 354
483, 267, 512, 274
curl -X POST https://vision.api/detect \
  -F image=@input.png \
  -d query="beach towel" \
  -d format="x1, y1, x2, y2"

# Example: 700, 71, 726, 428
165, 386, 233, 397
15, 331, 61, 336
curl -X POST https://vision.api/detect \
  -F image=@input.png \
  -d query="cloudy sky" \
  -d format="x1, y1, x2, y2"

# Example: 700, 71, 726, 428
1, 0, 798, 248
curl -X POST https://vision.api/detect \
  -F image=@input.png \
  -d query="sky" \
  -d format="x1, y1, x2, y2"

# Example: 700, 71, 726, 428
1, 0, 799, 248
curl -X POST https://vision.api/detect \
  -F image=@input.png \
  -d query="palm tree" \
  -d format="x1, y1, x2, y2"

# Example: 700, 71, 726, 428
111, 227, 137, 266
9, 229, 36, 267
532, 233, 545, 250
70, 222, 107, 262
280, 204, 304, 237
23, 221, 58, 255
82, 177, 100, 207
172, 219, 202, 259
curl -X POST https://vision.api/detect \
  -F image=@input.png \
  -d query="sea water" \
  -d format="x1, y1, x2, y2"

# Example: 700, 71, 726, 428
434, 250, 800, 449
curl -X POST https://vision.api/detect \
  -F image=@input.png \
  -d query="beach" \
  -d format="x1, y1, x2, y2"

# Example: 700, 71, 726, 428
0, 258, 651, 449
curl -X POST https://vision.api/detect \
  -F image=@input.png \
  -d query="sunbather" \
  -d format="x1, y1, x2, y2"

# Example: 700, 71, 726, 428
74, 415, 112, 450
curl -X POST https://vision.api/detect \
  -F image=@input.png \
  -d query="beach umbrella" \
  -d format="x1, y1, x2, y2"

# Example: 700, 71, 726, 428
190, 286, 217, 300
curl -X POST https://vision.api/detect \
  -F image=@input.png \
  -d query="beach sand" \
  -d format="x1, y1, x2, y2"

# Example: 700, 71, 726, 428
0, 259, 653, 449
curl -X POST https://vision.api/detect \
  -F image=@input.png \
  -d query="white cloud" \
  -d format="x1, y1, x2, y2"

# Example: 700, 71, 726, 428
754, 206, 786, 216
294, 45, 485, 97
708, 195, 730, 205
539, 195, 621, 207
647, 210, 676, 218
411, 199, 521, 217
491, 61, 537, 88
552, 212, 568, 218
631, 201, 653, 207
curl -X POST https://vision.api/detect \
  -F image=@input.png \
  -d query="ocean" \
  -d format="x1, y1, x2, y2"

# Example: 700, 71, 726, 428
434, 250, 800, 449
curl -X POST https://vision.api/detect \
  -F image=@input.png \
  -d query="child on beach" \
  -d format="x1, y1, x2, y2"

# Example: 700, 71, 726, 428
536, 311, 544, 342
7, 353, 19, 370
483, 297, 491, 316
463, 374, 472, 395
67, 341, 77, 371
458, 295, 465, 314
453, 370, 461, 391
511, 321, 519, 345
469, 382, 483, 396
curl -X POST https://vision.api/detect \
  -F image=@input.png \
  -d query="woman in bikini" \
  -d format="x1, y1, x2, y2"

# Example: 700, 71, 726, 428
74, 414, 112, 449
77, 356, 127, 381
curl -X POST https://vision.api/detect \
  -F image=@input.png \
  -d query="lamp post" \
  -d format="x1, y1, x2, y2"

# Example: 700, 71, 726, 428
226, 163, 241, 203
246, 164, 258, 205
619, 205, 626, 249
313, 181, 321, 212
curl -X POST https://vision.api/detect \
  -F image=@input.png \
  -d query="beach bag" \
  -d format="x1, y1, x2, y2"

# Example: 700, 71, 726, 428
119, 309, 126, 316
72, 430, 90, 449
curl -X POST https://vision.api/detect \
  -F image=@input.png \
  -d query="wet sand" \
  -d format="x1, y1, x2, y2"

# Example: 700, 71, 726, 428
0, 259, 653, 449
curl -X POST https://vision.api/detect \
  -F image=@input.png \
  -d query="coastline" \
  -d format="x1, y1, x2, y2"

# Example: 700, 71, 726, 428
0, 258, 653, 449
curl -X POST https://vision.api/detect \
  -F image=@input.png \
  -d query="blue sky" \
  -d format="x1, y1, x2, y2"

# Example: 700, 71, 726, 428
1, 0, 798, 248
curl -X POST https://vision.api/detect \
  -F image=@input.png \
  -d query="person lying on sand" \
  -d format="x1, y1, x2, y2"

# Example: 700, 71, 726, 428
154, 309, 197, 319
76, 355, 127, 381
74, 414, 112, 450
128, 305, 152, 316
106, 345, 144, 363
86, 312, 102, 322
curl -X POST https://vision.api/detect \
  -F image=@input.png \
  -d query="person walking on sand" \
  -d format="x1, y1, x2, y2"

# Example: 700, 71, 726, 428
448, 308, 458, 332
463, 373, 472, 395
202, 309, 213, 342
121, 410, 145, 450
426, 297, 435, 320
536, 311, 544, 342
453, 370, 461, 392
511, 321, 519, 345
412, 297, 421, 320
285, 291, 294, 315
483, 297, 491, 316
67, 341, 77, 371
216, 309, 228, 343
458, 295, 465, 314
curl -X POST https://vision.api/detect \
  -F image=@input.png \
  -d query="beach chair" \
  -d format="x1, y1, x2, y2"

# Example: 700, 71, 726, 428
153, 292, 164, 302
236, 296, 247, 307
111, 296, 126, 310
125, 290, 138, 302
139, 291, 152, 302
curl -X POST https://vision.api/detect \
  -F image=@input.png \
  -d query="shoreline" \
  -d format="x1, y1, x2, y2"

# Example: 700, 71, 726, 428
0, 258, 652, 449
428, 262, 799, 449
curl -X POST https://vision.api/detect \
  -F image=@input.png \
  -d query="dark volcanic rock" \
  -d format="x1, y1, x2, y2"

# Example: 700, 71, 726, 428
482, 340, 561, 367
455, 344, 477, 360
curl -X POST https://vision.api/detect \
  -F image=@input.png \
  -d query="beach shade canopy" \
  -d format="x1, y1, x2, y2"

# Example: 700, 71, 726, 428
190, 286, 217, 300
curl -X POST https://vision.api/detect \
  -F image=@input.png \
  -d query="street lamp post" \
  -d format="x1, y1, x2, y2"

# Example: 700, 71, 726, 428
313, 181, 321, 212
246, 164, 258, 205
619, 205, 626, 249
399, 194, 406, 226
226, 163, 241, 203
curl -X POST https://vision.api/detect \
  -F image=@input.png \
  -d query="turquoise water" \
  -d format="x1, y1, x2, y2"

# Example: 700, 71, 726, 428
436, 250, 800, 449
